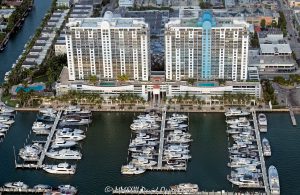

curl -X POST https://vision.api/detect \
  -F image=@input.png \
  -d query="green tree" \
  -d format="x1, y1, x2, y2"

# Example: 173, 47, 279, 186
88, 75, 98, 85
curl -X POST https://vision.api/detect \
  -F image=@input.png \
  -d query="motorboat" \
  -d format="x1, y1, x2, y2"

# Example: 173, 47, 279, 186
121, 164, 145, 175
0, 132, 5, 137
225, 108, 250, 117
43, 162, 76, 174
226, 117, 248, 125
39, 108, 57, 115
19, 143, 43, 161
258, 113, 267, 126
129, 138, 147, 147
258, 113, 268, 132
56, 132, 86, 141
33, 184, 52, 190
262, 138, 271, 156
164, 152, 191, 160
60, 118, 91, 126
171, 113, 188, 120
58, 185, 78, 194
51, 139, 77, 149
57, 128, 84, 135
131, 157, 157, 168
165, 145, 189, 154
4, 181, 28, 189
0, 106, 15, 114
269, 165, 280, 194
170, 183, 199, 193
64, 105, 91, 115
46, 149, 82, 160
130, 122, 151, 131
228, 158, 260, 168
166, 134, 192, 143
36, 114, 55, 122
0, 116, 14, 125
229, 121, 251, 129
32, 121, 52, 130
228, 173, 261, 187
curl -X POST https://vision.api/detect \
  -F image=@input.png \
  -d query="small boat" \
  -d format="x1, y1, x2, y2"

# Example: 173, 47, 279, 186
170, 183, 199, 192
4, 181, 28, 189
36, 114, 55, 122
43, 162, 76, 174
64, 105, 91, 115
32, 121, 52, 130
19, 143, 43, 161
225, 108, 250, 117
269, 165, 280, 194
46, 149, 82, 160
121, 164, 145, 175
58, 185, 78, 194
33, 184, 52, 190
51, 139, 77, 149
57, 128, 84, 135
56, 132, 86, 141
262, 138, 271, 156
258, 113, 268, 132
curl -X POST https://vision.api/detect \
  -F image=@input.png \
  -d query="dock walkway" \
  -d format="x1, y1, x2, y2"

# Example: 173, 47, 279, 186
252, 110, 270, 195
38, 110, 62, 166
157, 107, 166, 168
112, 190, 253, 194
0, 187, 50, 193
289, 107, 297, 126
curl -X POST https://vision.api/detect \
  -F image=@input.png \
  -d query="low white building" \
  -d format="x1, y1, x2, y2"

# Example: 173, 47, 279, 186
119, 0, 134, 7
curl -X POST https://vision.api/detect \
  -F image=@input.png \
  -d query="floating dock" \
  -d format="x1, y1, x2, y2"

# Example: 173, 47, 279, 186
0, 187, 50, 194
252, 110, 270, 195
112, 189, 260, 195
289, 108, 297, 126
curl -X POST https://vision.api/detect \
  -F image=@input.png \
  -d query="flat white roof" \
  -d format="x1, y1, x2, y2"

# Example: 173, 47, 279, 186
260, 44, 292, 54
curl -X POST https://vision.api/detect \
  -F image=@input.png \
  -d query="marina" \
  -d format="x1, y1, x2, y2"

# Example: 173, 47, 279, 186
14, 106, 92, 175
122, 109, 191, 174
0, 112, 298, 194
225, 108, 272, 194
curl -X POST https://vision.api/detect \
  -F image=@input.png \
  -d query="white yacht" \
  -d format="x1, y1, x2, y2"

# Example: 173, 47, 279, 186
130, 122, 150, 131
58, 185, 78, 194
258, 113, 268, 132
57, 128, 84, 135
19, 143, 43, 161
171, 113, 188, 120
51, 139, 77, 149
229, 121, 251, 129
0, 106, 15, 114
225, 108, 250, 117
33, 184, 52, 190
170, 183, 199, 193
43, 162, 76, 174
121, 164, 145, 175
4, 181, 28, 189
60, 118, 91, 126
0, 132, 5, 137
64, 105, 91, 115
269, 165, 280, 194
258, 113, 267, 126
0, 116, 14, 125
262, 138, 271, 156
131, 157, 157, 168
39, 108, 57, 115
32, 121, 52, 130
226, 117, 248, 125
46, 149, 82, 160
0, 126, 9, 133
129, 138, 147, 147
56, 132, 86, 141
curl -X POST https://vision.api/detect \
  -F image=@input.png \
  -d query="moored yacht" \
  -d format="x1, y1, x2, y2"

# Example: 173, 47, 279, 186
46, 149, 82, 160
269, 165, 280, 194
51, 139, 77, 149
258, 113, 268, 132
170, 183, 199, 193
43, 162, 76, 174
121, 164, 145, 175
4, 181, 28, 189
58, 185, 78, 194
225, 108, 250, 117
32, 121, 52, 130
262, 138, 271, 156
19, 143, 43, 161
56, 132, 86, 141
56, 128, 84, 135
33, 184, 52, 190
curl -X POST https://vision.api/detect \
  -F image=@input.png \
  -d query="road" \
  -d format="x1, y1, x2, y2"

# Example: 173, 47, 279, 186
277, 0, 300, 59
272, 82, 300, 106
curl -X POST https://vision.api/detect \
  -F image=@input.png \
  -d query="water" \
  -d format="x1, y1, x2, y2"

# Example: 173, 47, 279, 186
0, 0, 52, 82
0, 112, 299, 194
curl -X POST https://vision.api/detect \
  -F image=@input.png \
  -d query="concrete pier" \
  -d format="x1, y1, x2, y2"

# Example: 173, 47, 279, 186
37, 110, 62, 166
252, 110, 270, 195
157, 107, 166, 168
289, 108, 297, 126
